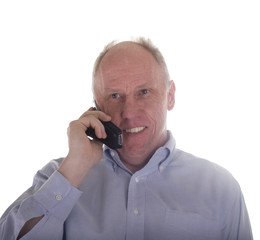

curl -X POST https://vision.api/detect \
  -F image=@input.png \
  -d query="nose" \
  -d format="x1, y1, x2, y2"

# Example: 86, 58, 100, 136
121, 96, 140, 120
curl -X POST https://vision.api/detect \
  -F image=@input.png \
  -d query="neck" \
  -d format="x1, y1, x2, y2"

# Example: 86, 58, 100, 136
121, 157, 150, 174
118, 131, 169, 173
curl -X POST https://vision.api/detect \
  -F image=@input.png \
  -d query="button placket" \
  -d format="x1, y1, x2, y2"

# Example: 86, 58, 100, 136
125, 175, 145, 240
133, 209, 139, 215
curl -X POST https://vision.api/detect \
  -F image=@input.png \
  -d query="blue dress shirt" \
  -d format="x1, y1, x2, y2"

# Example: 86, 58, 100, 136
0, 131, 253, 239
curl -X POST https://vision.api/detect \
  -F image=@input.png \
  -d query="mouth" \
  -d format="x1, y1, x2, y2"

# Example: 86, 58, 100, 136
125, 126, 146, 134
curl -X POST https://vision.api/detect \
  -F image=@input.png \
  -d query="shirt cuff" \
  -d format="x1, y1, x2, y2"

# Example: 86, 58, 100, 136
31, 170, 82, 221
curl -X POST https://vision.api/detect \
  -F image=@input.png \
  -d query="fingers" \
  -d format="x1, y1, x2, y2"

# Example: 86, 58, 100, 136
83, 115, 106, 139
79, 107, 95, 118
73, 108, 112, 139
79, 107, 111, 122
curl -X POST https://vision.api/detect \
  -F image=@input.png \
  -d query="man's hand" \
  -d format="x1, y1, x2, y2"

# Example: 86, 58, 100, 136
58, 107, 111, 188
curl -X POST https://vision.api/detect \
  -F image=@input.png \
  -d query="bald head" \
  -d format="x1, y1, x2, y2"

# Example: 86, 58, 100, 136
99, 42, 148, 68
92, 38, 170, 98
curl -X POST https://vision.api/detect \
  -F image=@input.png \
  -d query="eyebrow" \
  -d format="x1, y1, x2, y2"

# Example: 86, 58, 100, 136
103, 88, 122, 94
135, 83, 151, 89
104, 83, 151, 92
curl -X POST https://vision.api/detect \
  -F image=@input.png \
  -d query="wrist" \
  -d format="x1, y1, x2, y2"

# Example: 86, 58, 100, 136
58, 156, 92, 188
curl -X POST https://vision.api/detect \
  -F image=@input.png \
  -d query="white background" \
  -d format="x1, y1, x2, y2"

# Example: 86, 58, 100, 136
0, 0, 259, 238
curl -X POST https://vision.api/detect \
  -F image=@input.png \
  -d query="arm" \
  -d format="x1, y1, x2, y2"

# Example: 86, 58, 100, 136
58, 107, 111, 188
17, 216, 44, 240
236, 193, 253, 240
0, 168, 82, 240
223, 188, 253, 240
0, 108, 111, 239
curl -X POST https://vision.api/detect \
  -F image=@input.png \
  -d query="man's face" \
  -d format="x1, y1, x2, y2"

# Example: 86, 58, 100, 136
94, 42, 175, 172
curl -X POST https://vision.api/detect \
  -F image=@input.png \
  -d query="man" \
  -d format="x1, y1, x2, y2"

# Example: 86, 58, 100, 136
0, 38, 253, 239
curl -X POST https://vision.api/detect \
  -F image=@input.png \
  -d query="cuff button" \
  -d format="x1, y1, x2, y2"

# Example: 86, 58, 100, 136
55, 194, 63, 201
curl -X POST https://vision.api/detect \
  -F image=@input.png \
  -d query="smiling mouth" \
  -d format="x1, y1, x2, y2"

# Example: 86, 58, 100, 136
125, 127, 146, 134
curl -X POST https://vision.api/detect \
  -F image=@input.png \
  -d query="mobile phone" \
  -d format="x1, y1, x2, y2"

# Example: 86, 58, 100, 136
85, 102, 123, 149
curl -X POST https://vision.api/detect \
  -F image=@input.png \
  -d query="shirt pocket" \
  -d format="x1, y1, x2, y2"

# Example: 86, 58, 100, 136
162, 209, 221, 240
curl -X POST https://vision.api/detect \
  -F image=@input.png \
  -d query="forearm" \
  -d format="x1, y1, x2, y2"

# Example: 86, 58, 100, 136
0, 169, 82, 240
17, 215, 44, 239
58, 155, 93, 188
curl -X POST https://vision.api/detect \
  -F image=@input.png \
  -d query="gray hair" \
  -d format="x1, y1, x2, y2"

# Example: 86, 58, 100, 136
92, 37, 171, 96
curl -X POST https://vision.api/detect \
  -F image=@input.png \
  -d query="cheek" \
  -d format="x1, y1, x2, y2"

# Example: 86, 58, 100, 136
104, 107, 122, 125
102, 94, 168, 127
154, 109, 167, 130
145, 101, 168, 128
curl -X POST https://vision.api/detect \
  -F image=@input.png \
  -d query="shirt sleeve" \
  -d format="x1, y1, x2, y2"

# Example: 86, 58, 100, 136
0, 160, 82, 240
223, 187, 253, 240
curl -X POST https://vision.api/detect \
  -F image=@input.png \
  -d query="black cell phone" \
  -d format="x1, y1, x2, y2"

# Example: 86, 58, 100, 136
85, 102, 123, 149
85, 121, 123, 149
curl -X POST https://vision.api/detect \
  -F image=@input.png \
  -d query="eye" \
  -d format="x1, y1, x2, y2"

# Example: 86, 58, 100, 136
141, 89, 149, 95
111, 93, 120, 99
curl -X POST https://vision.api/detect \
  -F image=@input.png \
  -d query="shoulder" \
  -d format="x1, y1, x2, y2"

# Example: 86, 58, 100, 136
163, 149, 243, 217
169, 148, 241, 194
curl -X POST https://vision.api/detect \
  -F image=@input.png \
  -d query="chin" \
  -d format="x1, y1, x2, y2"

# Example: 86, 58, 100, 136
120, 141, 156, 160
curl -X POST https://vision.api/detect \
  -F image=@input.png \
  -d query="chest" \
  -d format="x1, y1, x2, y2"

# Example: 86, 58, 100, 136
64, 171, 222, 240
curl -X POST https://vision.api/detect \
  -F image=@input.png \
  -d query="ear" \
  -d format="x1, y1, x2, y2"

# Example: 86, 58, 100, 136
167, 80, 175, 110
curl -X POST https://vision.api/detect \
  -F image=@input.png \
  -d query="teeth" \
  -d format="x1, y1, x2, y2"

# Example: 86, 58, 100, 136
125, 127, 145, 133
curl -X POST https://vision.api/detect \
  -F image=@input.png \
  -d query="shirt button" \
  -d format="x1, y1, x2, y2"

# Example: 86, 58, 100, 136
55, 194, 63, 201
135, 177, 139, 183
110, 151, 115, 157
133, 209, 139, 215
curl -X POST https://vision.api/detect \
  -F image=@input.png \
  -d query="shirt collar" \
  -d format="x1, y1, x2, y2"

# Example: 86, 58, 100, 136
103, 130, 176, 175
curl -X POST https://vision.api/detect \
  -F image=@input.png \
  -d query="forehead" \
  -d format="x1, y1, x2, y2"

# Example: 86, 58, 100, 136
95, 42, 164, 90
